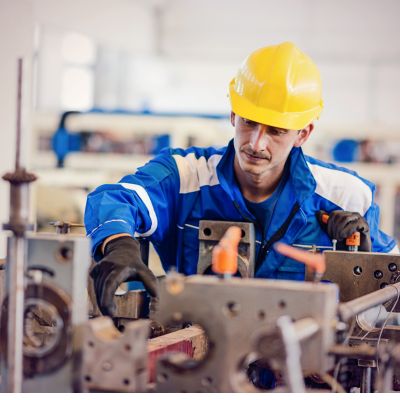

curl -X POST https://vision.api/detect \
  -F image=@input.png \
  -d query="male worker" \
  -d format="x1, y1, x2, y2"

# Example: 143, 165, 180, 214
85, 41, 398, 317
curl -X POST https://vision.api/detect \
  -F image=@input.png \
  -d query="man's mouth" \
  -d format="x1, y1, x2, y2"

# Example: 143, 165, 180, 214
242, 150, 270, 162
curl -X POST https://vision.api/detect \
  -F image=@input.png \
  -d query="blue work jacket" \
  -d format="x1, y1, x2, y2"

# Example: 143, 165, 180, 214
84, 140, 397, 280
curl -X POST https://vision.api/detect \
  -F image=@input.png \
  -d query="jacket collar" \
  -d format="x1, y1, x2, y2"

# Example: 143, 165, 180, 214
217, 139, 316, 208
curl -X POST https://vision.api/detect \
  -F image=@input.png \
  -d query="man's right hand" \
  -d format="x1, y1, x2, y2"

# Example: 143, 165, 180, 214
90, 236, 158, 317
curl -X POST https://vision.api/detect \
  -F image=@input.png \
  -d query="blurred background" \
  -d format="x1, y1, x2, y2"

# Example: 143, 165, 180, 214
1, 0, 400, 257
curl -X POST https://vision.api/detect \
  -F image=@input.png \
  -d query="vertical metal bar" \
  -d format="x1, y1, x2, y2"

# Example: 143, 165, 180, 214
15, 59, 22, 171
277, 315, 306, 393
360, 366, 372, 393
3, 58, 26, 393
5, 237, 26, 392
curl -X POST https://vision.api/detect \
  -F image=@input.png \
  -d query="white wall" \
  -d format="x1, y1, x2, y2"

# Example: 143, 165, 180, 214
33, 0, 157, 111
159, 0, 400, 129
32, 0, 400, 130
0, 0, 34, 257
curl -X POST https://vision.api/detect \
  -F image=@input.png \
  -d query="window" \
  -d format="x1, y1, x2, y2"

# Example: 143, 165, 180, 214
60, 32, 96, 110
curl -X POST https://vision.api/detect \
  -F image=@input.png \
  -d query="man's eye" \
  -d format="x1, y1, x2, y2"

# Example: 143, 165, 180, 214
270, 129, 286, 136
243, 118, 256, 126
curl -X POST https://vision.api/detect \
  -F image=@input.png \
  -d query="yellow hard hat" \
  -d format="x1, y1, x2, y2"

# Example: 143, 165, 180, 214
229, 42, 323, 130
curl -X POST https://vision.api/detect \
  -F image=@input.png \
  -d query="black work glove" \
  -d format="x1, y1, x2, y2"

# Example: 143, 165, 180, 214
316, 210, 372, 252
90, 236, 158, 317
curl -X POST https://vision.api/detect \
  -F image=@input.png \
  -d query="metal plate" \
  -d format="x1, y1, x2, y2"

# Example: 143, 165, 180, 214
315, 251, 400, 312
82, 317, 149, 392
155, 274, 338, 392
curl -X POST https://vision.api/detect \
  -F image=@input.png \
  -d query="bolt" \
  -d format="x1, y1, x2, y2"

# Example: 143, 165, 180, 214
388, 263, 397, 272
353, 266, 362, 276
102, 361, 113, 372
374, 270, 383, 279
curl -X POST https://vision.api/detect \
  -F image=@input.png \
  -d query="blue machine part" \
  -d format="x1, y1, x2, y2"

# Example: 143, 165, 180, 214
52, 111, 83, 167
332, 139, 359, 163
152, 134, 170, 155
51, 109, 229, 167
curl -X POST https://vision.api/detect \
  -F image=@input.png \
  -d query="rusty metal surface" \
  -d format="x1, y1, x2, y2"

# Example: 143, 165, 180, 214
197, 220, 255, 277
155, 273, 338, 392
0, 268, 4, 311
82, 317, 149, 392
0, 234, 91, 393
312, 251, 400, 313
0, 283, 71, 377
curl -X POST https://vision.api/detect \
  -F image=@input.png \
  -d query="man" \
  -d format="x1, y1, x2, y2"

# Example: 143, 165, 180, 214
85, 42, 397, 317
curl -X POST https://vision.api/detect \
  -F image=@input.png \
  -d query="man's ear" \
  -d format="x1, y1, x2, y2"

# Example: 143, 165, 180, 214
294, 123, 314, 147
230, 111, 236, 127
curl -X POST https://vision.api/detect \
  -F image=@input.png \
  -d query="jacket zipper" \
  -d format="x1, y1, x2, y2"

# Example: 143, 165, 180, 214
233, 200, 266, 268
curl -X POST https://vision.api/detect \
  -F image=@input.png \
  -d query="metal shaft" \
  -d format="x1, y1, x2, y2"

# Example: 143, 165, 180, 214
5, 237, 26, 392
1, 58, 35, 393
360, 366, 372, 393
15, 59, 22, 170
339, 282, 400, 322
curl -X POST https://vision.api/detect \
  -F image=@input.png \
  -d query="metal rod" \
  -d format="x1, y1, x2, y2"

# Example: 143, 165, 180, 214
277, 315, 306, 393
15, 59, 22, 171
5, 237, 26, 392
339, 282, 400, 322
293, 317, 319, 342
360, 366, 372, 393
1, 58, 30, 393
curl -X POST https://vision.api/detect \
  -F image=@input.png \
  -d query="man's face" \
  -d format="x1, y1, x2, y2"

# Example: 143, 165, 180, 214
231, 112, 312, 180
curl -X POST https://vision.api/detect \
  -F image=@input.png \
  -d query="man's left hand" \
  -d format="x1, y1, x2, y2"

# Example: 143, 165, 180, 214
317, 210, 372, 251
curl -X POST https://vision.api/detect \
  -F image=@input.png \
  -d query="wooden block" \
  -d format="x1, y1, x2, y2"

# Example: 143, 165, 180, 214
147, 325, 207, 382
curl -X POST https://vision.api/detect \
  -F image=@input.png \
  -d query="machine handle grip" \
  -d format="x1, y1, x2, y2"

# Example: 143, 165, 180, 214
212, 226, 241, 275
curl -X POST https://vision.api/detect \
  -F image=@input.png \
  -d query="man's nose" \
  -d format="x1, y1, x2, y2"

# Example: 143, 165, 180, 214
249, 125, 269, 152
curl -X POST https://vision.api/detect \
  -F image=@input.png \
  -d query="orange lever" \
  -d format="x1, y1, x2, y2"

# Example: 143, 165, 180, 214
321, 212, 360, 247
212, 226, 241, 275
275, 242, 326, 280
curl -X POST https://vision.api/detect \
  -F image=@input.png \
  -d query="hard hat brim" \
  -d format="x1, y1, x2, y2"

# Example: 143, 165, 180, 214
229, 80, 323, 131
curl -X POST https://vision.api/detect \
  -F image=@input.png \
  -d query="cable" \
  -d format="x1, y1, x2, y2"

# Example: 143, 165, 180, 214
357, 305, 383, 341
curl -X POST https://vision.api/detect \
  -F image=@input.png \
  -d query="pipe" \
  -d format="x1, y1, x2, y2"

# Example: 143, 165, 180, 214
339, 282, 400, 322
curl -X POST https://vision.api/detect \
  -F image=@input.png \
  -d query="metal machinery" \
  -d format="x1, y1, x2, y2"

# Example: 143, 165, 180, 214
1, 60, 400, 394
154, 268, 400, 393
310, 250, 400, 392
155, 272, 338, 392
0, 233, 91, 392
0, 59, 149, 393
82, 317, 149, 392
197, 220, 255, 277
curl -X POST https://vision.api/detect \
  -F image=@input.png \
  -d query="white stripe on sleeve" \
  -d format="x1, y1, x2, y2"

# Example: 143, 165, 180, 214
119, 183, 158, 237
173, 153, 222, 194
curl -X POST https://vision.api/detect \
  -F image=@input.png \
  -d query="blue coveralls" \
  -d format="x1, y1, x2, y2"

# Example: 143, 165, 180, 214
85, 139, 397, 277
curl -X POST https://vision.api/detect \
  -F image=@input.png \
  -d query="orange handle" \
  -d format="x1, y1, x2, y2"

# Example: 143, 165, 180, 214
212, 226, 241, 275
321, 213, 329, 225
275, 242, 326, 276
346, 232, 360, 246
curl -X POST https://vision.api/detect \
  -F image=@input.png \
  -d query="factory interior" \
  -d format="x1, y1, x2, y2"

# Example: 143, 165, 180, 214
1, 0, 400, 396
